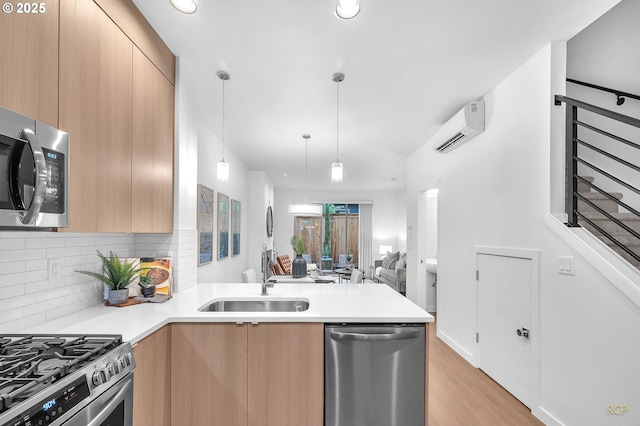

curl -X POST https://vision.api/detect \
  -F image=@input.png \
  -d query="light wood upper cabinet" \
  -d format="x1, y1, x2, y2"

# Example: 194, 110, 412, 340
0, 0, 59, 126
248, 323, 324, 426
171, 323, 248, 426
133, 325, 171, 426
131, 48, 174, 233
58, 0, 174, 233
59, 0, 133, 232
93, 0, 175, 84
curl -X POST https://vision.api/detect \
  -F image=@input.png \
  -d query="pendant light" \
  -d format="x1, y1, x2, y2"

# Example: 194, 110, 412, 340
217, 71, 230, 182
331, 72, 344, 183
170, 0, 197, 14
289, 134, 322, 216
335, 0, 361, 19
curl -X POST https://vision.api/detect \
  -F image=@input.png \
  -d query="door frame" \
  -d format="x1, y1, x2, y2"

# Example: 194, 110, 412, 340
474, 245, 540, 412
417, 180, 440, 311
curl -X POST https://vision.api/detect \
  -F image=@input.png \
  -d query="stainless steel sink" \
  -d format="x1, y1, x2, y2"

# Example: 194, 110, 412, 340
198, 298, 310, 312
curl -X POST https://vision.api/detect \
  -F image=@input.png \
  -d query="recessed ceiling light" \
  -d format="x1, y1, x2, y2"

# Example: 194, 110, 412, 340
170, 0, 197, 14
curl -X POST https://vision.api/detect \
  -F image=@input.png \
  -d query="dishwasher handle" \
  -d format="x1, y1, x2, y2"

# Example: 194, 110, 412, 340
330, 329, 420, 342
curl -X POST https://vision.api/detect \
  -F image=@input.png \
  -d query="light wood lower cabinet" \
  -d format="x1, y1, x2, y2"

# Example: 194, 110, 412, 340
171, 323, 248, 426
171, 323, 323, 426
247, 323, 324, 426
132, 326, 171, 426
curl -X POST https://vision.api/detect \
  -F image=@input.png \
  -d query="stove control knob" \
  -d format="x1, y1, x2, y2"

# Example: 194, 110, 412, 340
118, 353, 132, 368
109, 361, 121, 375
92, 368, 110, 386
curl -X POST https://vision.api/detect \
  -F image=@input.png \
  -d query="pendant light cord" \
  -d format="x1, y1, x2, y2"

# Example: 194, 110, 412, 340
305, 137, 308, 204
222, 78, 225, 161
336, 79, 340, 162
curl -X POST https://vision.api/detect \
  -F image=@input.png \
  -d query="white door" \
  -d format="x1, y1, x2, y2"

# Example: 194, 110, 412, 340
477, 253, 532, 407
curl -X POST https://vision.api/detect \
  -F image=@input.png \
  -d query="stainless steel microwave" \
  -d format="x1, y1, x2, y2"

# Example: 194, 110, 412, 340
0, 105, 69, 228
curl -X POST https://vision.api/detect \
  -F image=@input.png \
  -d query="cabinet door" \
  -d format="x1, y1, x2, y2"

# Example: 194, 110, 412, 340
132, 326, 171, 426
59, 0, 132, 232
171, 323, 248, 426
0, 0, 58, 126
131, 47, 174, 233
248, 323, 324, 426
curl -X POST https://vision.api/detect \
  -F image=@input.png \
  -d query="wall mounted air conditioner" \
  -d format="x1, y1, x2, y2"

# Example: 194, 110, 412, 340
431, 100, 485, 153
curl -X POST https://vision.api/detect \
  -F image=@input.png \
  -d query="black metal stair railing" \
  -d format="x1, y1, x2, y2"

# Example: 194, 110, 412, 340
554, 94, 640, 263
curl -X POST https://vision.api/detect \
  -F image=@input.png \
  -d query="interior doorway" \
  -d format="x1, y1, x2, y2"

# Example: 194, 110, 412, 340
417, 185, 438, 312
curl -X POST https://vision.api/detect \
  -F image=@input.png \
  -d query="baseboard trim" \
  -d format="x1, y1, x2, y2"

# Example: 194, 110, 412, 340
532, 406, 564, 426
436, 329, 476, 366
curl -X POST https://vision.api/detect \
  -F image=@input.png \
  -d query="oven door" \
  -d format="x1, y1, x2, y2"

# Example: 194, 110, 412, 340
63, 374, 133, 426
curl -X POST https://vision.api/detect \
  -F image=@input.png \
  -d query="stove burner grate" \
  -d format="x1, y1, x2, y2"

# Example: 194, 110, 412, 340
0, 334, 123, 413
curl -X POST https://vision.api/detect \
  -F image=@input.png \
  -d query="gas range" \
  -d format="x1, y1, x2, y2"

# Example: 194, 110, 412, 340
0, 334, 135, 426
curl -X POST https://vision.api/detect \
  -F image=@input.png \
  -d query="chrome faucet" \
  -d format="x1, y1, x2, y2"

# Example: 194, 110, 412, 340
261, 244, 273, 296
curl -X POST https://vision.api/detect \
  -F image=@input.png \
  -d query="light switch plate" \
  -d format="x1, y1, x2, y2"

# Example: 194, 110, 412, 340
558, 256, 575, 275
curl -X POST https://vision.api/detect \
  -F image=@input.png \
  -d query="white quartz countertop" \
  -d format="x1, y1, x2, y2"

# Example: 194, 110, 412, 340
8, 283, 433, 344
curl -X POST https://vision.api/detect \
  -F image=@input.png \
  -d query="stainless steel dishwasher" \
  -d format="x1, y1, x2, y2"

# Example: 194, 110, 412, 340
325, 323, 426, 426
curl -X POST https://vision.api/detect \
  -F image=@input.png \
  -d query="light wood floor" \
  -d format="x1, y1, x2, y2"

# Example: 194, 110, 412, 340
428, 316, 544, 426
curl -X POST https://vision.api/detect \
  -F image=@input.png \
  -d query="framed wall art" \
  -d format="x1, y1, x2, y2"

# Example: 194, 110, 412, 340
217, 192, 230, 260
231, 199, 241, 256
197, 184, 214, 265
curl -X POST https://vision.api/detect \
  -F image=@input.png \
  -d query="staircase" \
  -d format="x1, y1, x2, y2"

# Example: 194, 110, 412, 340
575, 177, 640, 269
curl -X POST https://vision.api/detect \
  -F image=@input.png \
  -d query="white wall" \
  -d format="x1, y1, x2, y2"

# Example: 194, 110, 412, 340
247, 171, 274, 278
273, 188, 406, 265
407, 42, 640, 425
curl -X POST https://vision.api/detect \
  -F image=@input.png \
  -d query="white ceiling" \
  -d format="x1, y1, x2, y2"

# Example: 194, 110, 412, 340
132, 0, 619, 191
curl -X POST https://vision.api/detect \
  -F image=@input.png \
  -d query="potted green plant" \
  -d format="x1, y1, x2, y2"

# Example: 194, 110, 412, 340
75, 250, 148, 305
290, 235, 307, 278
138, 274, 156, 297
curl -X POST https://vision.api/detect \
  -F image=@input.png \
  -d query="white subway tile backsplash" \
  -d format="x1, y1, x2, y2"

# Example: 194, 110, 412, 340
1, 312, 46, 330
0, 261, 26, 275
26, 237, 66, 249
24, 280, 49, 294
1, 307, 24, 324
25, 259, 48, 272
0, 239, 26, 250
0, 284, 25, 300
0, 229, 197, 329
0, 292, 45, 311
0, 249, 47, 263
24, 296, 64, 316
0, 270, 47, 287
65, 237, 97, 247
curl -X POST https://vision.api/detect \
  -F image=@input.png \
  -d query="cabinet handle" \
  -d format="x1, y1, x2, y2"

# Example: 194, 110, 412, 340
331, 330, 419, 342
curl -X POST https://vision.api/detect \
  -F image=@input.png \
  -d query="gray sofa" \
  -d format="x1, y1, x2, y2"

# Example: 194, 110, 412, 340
374, 252, 406, 295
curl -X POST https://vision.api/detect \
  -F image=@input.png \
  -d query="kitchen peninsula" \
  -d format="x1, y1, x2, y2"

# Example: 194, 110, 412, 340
7, 283, 433, 426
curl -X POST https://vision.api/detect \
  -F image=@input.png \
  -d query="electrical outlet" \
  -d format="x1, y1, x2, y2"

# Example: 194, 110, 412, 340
48, 258, 63, 282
